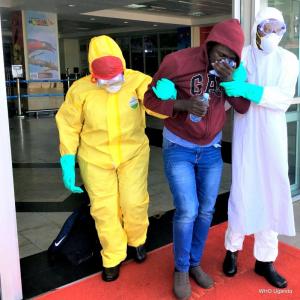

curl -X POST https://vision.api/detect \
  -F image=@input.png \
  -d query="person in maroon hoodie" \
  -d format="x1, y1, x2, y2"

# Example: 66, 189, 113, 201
144, 19, 250, 299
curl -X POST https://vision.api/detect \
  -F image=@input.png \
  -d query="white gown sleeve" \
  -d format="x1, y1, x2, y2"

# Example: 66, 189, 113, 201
259, 52, 299, 112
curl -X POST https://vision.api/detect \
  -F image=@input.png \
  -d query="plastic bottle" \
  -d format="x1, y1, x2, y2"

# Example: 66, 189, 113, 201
189, 93, 209, 122
209, 58, 236, 77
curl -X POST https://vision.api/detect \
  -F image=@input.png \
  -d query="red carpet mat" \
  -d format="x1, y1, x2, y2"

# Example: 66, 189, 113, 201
35, 222, 300, 300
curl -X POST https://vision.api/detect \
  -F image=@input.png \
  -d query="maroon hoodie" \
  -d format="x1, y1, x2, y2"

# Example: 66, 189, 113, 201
144, 19, 250, 145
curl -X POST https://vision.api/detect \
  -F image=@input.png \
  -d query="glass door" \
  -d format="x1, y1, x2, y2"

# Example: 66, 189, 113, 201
286, 106, 300, 196
131, 36, 144, 73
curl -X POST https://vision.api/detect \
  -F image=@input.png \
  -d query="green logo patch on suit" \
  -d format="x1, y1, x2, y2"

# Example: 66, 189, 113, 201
129, 97, 139, 109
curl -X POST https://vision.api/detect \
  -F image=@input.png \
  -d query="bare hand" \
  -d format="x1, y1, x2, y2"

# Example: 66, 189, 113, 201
212, 61, 235, 82
174, 97, 209, 117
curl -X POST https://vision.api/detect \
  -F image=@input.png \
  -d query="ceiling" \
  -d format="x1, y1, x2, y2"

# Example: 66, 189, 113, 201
0, 0, 232, 39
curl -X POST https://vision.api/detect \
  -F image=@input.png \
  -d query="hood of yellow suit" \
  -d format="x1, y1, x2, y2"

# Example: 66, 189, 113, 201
88, 35, 126, 74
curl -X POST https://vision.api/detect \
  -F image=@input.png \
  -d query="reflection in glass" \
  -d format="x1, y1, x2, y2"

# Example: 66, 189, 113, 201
115, 37, 130, 68
131, 37, 144, 72
287, 104, 298, 112
177, 27, 191, 50
112, 30, 190, 75
268, 0, 300, 96
288, 122, 297, 185
144, 35, 158, 76
159, 32, 178, 48
268, 0, 300, 195
159, 32, 180, 62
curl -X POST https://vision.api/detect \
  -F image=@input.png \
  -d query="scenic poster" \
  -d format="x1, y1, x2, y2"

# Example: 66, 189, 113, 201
24, 11, 60, 79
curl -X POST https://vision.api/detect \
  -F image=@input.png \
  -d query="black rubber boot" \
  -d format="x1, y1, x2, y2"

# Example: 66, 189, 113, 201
223, 250, 238, 277
102, 264, 120, 282
255, 260, 287, 288
134, 244, 147, 263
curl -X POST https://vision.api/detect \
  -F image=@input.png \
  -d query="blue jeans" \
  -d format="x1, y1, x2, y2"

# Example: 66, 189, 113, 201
163, 138, 223, 272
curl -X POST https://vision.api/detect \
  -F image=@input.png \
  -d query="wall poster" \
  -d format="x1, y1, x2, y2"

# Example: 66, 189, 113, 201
24, 11, 60, 80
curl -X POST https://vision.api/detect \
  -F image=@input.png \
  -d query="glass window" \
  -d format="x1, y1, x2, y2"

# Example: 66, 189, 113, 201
159, 30, 189, 63
144, 35, 158, 76
288, 104, 298, 112
159, 32, 178, 48
131, 37, 144, 72
177, 27, 191, 50
267, 0, 300, 196
288, 121, 297, 185
115, 37, 130, 68
111, 29, 191, 75
267, 0, 300, 97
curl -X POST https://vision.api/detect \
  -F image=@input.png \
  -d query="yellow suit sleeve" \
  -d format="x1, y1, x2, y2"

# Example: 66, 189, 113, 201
137, 73, 169, 119
55, 83, 84, 156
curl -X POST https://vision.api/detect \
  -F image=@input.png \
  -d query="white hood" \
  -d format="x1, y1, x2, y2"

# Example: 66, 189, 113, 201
251, 7, 284, 48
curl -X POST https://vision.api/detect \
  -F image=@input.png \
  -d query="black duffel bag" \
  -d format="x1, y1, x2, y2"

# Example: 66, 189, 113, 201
48, 203, 101, 266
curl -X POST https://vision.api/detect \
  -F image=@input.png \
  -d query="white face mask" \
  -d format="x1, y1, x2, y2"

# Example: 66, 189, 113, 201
105, 84, 122, 93
260, 33, 282, 54
97, 73, 124, 93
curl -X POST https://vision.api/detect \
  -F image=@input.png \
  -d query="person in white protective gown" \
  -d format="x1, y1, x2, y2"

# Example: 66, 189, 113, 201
220, 7, 299, 288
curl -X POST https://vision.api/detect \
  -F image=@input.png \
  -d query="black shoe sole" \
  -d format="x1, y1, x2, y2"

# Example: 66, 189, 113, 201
102, 265, 121, 282
102, 273, 119, 282
223, 263, 237, 277
223, 270, 237, 277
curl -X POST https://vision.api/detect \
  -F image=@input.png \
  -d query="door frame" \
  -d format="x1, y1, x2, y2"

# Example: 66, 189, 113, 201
0, 16, 23, 300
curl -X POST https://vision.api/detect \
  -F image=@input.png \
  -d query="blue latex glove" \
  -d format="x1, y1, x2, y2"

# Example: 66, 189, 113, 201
220, 81, 264, 104
232, 62, 247, 82
60, 154, 84, 193
152, 78, 177, 100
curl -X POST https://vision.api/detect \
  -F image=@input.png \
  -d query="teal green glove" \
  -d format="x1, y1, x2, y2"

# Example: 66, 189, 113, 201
60, 154, 84, 193
220, 81, 264, 104
232, 62, 247, 82
152, 78, 177, 100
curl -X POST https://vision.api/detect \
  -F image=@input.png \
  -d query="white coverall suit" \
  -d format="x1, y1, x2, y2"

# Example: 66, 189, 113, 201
225, 8, 298, 262
56, 35, 165, 267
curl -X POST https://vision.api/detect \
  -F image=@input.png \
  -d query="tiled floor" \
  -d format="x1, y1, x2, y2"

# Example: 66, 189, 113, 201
10, 116, 300, 260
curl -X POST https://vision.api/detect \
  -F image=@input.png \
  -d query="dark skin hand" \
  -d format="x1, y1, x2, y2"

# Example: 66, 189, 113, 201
173, 95, 209, 117
172, 43, 237, 117
209, 43, 237, 82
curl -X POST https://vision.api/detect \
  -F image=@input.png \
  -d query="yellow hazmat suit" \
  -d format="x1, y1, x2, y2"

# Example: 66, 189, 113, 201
56, 35, 165, 267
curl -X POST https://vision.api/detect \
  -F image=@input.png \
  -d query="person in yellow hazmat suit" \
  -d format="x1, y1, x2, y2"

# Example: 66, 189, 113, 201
56, 35, 166, 282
